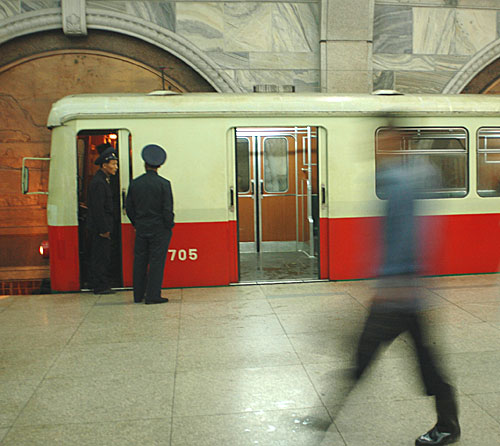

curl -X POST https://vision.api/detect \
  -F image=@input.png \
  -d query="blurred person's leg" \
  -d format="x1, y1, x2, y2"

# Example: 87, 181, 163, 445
408, 312, 460, 445
355, 305, 404, 379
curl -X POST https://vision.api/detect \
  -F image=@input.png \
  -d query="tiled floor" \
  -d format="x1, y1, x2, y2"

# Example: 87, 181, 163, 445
1, 275, 499, 445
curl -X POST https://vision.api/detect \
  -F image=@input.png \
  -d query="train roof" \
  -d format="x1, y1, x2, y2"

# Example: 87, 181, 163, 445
47, 92, 500, 127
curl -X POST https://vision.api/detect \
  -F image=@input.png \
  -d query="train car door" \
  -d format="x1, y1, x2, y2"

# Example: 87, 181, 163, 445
76, 130, 125, 290
236, 127, 319, 282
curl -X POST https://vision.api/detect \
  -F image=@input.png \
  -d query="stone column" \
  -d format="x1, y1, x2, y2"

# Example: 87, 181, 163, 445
321, 0, 374, 93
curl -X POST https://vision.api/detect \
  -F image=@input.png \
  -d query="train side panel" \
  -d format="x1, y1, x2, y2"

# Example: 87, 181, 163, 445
47, 124, 80, 291
328, 116, 500, 280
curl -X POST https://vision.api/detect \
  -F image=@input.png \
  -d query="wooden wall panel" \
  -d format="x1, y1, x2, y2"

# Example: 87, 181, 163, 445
0, 30, 214, 279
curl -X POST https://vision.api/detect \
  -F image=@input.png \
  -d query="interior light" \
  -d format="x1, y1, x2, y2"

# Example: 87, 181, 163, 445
39, 240, 49, 259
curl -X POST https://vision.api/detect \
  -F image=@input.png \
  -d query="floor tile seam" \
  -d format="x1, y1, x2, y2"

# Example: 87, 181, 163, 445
425, 288, 500, 304
266, 300, 303, 359
180, 309, 275, 318
344, 290, 371, 310
427, 284, 499, 290
7, 300, 102, 427
487, 322, 500, 331
0, 425, 13, 444
282, 315, 339, 428
169, 297, 183, 446
323, 407, 348, 446
40, 369, 178, 380
49, 338, 181, 349
180, 298, 268, 304
425, 288, 488, 322
263, 292, 349, 299
271, 306, 367, 316
465, 394, 500, 429
171, 404, 330, 420
174, 360, 305, 374
177, 334, 288, 342
7, 416, 173, 429
174, 363, 321, 376
299, 361, 338, 425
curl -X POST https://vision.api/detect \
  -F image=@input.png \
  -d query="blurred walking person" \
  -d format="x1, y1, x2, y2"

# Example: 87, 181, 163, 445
321, 127, 461, 446
353, 128, 460, 445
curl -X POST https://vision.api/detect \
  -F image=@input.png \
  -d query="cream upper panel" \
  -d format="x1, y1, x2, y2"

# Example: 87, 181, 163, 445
47, 98, 500, 225
47, 124, 79, 227
329, 116, 500, 219
47, 93, 500, 127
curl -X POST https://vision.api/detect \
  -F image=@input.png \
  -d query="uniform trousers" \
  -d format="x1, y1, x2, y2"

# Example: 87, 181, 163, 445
133, 230, 172, 302
90, 232, 111, 292
355, 305, 459, 431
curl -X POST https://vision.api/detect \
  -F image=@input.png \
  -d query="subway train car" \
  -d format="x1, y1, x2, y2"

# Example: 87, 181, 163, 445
35, 92, 500, 291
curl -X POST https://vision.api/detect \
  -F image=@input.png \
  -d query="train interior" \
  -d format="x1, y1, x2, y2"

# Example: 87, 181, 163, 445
76, 130, 123, 290
235, 127, 320, 282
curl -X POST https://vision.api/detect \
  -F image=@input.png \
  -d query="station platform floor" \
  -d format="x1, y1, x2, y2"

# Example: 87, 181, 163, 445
0, 274, 499, 446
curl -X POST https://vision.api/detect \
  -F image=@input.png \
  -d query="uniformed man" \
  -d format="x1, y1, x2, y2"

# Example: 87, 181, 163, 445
87, 146, 119, 294
125, 144, 174, 304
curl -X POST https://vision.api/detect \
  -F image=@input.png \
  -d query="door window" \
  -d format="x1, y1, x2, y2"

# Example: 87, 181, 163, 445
263, 137, 288, 193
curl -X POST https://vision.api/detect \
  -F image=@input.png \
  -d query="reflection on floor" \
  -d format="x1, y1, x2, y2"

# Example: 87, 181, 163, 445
239, 251, 318, 282
1, 275, 500, 445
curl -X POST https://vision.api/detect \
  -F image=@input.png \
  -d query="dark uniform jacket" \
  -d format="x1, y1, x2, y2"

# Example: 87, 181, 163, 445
125, 170, 175, 234
87, 169, 114, 234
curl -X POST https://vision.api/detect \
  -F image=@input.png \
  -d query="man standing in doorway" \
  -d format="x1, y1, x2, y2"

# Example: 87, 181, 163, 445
126, 144, 175, 304
87, 146, 119, 294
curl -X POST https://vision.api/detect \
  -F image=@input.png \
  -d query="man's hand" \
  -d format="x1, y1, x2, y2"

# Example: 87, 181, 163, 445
99, 232, 111, 239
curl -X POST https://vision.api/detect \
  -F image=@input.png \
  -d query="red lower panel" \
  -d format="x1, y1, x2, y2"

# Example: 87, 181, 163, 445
329, 217, 382, 280
49, 214, 500, 290
121, 221, 238, 288
422, 214, 500, 276
48, 226, 80, 291
328, 214, 500, 280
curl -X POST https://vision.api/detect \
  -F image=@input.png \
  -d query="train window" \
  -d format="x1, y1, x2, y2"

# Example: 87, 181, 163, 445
375, 127, 468, 199
263, 137, 288, 193
477, 128, 500, 197
236, 138, 250, 193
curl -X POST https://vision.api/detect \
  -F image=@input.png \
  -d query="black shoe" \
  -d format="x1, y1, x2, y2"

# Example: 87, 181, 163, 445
134, 299, 144, 304
416, 425, 460, 445
94, 288, 116, 295
145, 297, 169, 305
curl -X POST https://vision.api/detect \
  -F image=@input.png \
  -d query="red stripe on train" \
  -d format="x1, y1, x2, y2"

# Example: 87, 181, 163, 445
48, 213, 500, 291
48, 226, 80, 291
49, 221, 238, 291
121, 221, 238, 288
328, 214, 500, 280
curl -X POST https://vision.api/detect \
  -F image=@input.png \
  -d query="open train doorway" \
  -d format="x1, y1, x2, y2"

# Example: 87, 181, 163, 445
76, 130, 123, 290
235, 127, 319, 282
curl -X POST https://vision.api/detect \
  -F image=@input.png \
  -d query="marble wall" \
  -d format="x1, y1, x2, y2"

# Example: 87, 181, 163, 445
84, 1, 320, 92
374, 1, 500, 93
1, 1, 500, 93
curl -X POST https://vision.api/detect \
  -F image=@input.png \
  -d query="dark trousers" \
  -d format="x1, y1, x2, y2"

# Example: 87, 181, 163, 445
133, 230, 172, 302
90, 232, 111, 292
355, 306, 459, 431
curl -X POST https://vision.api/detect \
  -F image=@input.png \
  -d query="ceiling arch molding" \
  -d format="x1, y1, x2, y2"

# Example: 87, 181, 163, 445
443, 38, 500, 94
0, 8, 241, 93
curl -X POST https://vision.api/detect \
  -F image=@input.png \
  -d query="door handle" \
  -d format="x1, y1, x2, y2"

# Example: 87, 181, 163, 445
122, 189, 127, 215
321, 184, 326, 206
229, 187, 234, 211
260, 179, 264, 195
